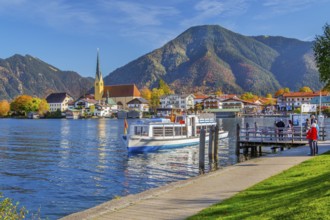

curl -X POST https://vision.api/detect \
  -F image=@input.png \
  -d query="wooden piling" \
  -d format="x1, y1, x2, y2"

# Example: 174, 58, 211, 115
208, 126, 214, 162
214, 124, 219, 168
199, 128, 206, 174
236, 123, 240, 163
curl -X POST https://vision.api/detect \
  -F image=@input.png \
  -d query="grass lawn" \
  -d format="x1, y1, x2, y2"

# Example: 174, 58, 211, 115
188, 151, 330, 220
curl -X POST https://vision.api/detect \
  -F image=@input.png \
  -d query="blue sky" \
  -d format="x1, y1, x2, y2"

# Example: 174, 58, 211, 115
1, 0, 329, 78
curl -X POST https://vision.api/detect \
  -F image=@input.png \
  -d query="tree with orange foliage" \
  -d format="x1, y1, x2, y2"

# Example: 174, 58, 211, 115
0, 100, 10, 117
299, 86, 313, 92
274, 87, 290, 97
140, 87, 152, 101
37, 99, 49, 116
241, 92, 258, 102
10, 95, 34, 116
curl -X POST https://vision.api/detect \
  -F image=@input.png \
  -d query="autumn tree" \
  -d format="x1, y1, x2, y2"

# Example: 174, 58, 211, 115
10, 95, 34, 116
37, 99, 49, 116
299, 86, 313, 92
240, 92, 258, 101
266, 93, 272, 98
274, 87, 290, 97
150, 88, 164, 111
0, 100, 10, 117
314, 23, 330, 87
215, 89, 223, 97
10, 95, 49, 116
140, 87, 152, 101
158, 79, 173, 95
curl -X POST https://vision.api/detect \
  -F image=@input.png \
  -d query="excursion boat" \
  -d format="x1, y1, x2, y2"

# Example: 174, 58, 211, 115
122, 113, 229, 153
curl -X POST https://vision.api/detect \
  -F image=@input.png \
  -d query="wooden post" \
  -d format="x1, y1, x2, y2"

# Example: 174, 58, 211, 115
199, 128, 206, 174
236, 123, 240, 163
213, 124, 219, 169
259, 146, 262, 156
208, 126, 214, 163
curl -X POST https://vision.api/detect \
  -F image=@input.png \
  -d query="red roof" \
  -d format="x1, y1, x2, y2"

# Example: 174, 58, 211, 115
283, 91, 327, 98
103, 84, 141, 98
194, 94, 209, 99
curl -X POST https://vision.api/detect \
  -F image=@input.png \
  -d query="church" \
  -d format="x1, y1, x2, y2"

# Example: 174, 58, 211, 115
94, 50, 141, 109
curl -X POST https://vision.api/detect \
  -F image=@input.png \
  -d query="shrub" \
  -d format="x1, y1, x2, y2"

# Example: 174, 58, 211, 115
0, 193, 27, 220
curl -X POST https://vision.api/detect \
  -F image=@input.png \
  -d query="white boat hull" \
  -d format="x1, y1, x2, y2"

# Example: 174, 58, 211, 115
123, 131, 229, 153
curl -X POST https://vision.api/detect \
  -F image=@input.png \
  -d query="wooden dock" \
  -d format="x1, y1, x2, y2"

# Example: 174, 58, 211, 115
235, 124, 327, 160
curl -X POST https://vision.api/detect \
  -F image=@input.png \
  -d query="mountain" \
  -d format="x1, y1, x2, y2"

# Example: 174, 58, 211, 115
0, 54, 94, 100
104, 25, 321, 96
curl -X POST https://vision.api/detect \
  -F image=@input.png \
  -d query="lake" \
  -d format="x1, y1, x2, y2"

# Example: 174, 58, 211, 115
0, 117, 286, 219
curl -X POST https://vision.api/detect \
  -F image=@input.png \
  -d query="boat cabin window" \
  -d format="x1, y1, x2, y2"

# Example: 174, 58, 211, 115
134, 126, 148, 136
153, 125, 187, 137
196, 125, 213, 134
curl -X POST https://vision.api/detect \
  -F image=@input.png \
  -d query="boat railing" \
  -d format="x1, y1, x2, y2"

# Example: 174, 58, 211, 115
197, 113, 216, 123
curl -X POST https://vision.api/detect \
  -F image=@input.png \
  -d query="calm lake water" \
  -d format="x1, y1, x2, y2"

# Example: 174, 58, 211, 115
0, 117, 285, 219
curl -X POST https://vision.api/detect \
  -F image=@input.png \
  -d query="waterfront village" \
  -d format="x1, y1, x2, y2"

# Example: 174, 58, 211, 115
1, 53, 330, 119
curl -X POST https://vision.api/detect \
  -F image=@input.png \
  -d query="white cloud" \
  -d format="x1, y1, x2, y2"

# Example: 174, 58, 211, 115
181, 0, 248, 27
256, 0, 330, 19
0, 1, 98, 32
99, 0, 179, 26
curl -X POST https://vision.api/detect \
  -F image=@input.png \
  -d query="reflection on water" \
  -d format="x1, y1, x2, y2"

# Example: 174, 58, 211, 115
0, 117, 288, 219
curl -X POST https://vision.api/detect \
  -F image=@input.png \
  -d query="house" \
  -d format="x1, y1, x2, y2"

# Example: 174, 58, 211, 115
160, 94, 195, 110
202, 96, 223, 109
310, 96, 330, 107
127, 98, 149, 112
46, 92, 74, 112
74, 98, 98, 109
277, 91, 328, 111
94, 103, 111, 117
194, 94, 209, 105
222, 97, 245, 110
103, 84, 141, 110
241, 100, 263, 114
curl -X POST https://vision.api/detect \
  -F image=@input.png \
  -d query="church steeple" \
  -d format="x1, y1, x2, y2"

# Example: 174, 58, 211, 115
94, 49, 104, 101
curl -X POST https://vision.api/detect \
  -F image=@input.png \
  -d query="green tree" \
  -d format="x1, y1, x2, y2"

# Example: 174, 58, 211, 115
89, 105, 95, 115
37, 99, 49, 116
10, 95, 34, 116
314, 23, 330, 87
299, 86, 313, 92
0, 100, 10, 117
0, 193, 27, 220
274, 87, 290, 97
266, 93, 272, 98
215, 89, 223, 97
150, 88, 164, 111
140, 87, 152, 101
158, 79, 172, 95
241, 92, 257, 101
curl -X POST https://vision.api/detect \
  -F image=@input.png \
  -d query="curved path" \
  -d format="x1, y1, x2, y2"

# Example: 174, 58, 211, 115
61, 142, 330, 220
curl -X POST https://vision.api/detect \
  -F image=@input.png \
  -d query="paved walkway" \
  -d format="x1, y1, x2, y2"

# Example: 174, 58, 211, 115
61, 142, 330, 220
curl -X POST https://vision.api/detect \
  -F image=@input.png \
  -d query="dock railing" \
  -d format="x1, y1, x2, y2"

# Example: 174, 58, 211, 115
239, 126, 327, 143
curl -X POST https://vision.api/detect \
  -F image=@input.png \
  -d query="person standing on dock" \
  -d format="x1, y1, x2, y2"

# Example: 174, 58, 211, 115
314, 119, 320, 154
287, 120, 293, 138
276, 119, 285, 140
304, 118, 310, 132
306, 123, 318, 156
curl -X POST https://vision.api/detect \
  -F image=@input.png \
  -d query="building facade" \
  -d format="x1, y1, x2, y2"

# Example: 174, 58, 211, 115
46, 92, 73, 112
127, 98, 149, 112
160, 94, 195, 110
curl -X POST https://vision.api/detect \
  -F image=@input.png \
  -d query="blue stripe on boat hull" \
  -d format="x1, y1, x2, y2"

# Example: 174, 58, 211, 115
127, 141, 200, 153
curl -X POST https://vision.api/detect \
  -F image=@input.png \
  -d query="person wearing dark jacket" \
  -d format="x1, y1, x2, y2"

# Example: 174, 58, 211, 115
276, 119, 285, 140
